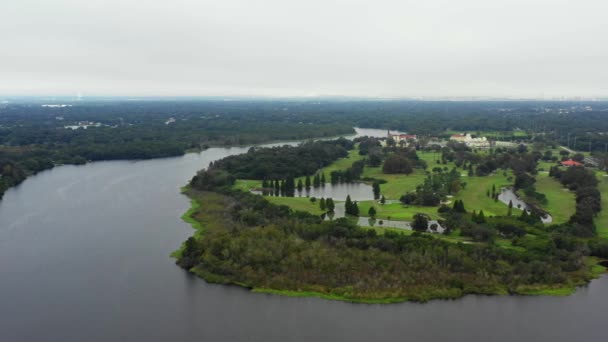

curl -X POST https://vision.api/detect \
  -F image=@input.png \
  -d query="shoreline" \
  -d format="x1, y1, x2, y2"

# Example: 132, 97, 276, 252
174, 188, 607, 304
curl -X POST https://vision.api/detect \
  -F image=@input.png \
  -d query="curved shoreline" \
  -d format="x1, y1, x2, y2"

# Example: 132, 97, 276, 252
175, 189, 607, 304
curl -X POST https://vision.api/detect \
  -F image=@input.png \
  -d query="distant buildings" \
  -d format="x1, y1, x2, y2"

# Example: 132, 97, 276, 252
387, 131, 417, 143
450, 133, 490, 148
64, 121, 103, 130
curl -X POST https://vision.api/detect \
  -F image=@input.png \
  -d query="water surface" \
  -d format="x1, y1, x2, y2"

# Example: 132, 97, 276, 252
0, 128, 605, 342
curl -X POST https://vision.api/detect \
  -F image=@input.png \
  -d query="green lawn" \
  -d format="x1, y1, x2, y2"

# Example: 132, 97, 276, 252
453, 171, 518, 217
594, 170, 608, 238
233, 179, 263, 191
361, 167, 428, 200
265, 196, 326, 215
534, 173, 576, 224
357, 201, 441, 221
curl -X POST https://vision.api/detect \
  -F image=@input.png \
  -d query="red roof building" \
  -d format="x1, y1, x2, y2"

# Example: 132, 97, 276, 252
561, 159, 583, 167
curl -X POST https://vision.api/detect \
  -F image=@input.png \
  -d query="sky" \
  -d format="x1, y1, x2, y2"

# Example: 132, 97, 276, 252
1, 0, 607, 98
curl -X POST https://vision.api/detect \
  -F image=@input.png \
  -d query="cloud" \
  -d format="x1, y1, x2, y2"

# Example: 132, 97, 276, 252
1, 0, 607, 97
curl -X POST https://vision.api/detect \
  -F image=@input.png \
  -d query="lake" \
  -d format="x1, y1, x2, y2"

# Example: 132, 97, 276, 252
0, 127, 606, 341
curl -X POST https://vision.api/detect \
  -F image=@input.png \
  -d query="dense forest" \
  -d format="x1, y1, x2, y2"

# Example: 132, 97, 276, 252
3, 98, 608, 199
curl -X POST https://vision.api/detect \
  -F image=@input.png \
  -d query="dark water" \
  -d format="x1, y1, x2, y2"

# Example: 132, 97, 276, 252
0, 128, 607, 342
256, 182, 375, 202
498, 187, 553, 223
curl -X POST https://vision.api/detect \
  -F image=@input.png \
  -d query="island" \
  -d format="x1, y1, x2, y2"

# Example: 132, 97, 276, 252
175, 134, 608, 303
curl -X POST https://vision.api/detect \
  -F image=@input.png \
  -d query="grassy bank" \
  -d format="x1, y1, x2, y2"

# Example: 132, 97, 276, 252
357, 201, 441, 221
594, 170, 608, 238
534, 173, 576, 224
453, 171, 517, 217
265, 196, 326, 215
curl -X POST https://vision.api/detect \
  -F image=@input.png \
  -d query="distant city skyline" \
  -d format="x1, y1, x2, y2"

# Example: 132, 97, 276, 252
1, 0, 607, 98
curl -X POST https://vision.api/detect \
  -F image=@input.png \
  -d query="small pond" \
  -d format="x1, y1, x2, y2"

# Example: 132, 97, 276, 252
498, 187, 553, 223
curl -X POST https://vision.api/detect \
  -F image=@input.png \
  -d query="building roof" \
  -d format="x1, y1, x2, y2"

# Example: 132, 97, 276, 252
561, 159, 583, 167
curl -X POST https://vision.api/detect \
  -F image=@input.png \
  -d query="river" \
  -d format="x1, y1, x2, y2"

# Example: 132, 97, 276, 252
0, 128, 606, 342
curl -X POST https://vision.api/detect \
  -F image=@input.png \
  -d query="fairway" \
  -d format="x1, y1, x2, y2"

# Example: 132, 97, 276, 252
594, 170, 608, 239
357, 201, 441, 221
265, 196, 326, 215
453, 171, 517, 217
361, 166, 428, 200
534, 173, 576, 224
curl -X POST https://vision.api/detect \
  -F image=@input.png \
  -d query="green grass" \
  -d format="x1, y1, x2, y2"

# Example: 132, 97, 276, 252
534, 173, 576, 224
361, 151, 460, 200
362, 167, 428, 200
265, 196, 326, 215
453, 171, 518, 217
357, 201, 441, 221
233, 179, 263, 191
594, 170, 608, 238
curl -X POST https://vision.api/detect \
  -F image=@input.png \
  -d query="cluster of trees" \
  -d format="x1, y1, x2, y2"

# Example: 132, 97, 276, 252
0, 150, 56, 199
400, 168, 462, 206
344, 195, 360, 216
330, 160, 365, 183
381, 149, 426, 175
261, 177, 299, 197
550, 166, 602, 236
211, 139, 352, 180
318, 198, 335, 212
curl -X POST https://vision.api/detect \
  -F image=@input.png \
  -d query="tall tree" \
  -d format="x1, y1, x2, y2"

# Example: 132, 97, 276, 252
368, 206, 377, 218
313, 174, 321, 187
372, 181, 381, 200
326, 198, 335, 212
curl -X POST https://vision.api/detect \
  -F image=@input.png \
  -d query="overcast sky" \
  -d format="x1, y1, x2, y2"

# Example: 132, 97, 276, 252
1, 0, 607, 98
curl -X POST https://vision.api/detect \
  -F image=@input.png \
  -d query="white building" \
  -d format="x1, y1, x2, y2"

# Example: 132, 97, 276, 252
450, 133, 490, 148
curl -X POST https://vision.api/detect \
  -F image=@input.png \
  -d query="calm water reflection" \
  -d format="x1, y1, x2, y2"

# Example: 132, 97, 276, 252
0, 128, 605, 342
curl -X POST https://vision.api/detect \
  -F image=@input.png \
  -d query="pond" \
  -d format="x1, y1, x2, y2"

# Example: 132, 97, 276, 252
253, 182, 375, 202
0, 127, 605, 342
498, 187, 553, 223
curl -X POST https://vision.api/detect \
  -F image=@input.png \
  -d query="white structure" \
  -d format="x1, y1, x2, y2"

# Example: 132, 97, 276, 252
450, 133, 490, 148
387, 130, 417, 143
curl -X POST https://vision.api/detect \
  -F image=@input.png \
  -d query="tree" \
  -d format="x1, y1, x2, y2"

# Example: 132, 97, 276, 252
412, 213, 429, 232
452, 199, 466, 213
320, 173, 326, 186
319, 198, 326, 211
382, 154, 413, 174
352, 201, 360, 216
345, 195, 360, 216
372, 181, 381, 200
313, 174, 321, 187
345, 195, 353, 215
380, 195, 386, 205
285, 176, 295, 196
297, 179, 303, 192
476, 210, 486, 223
368, 206, 377, 218
326, 198, 335, 212
508, 200, 513, 216
305, 175, 311, 190
572, 153, 585, 162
